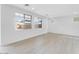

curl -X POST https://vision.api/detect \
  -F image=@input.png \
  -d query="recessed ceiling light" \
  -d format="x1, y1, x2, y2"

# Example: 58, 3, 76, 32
32, 8, 35, 10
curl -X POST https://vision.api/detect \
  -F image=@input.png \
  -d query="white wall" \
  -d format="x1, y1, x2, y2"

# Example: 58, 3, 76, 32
48, 16, 79, 37
0, 5, 1, 46
1, 5, 48, 45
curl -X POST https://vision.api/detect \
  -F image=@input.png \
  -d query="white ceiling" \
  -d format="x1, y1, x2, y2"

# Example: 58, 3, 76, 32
12, 4, 79, 18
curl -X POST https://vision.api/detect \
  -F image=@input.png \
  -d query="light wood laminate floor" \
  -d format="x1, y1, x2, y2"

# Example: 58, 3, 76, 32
1, 33, 79, 54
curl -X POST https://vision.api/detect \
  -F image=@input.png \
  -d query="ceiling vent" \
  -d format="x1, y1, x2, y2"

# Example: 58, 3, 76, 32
24, 4, 30, 6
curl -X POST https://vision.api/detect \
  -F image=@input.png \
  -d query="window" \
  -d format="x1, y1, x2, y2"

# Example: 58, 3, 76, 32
33, 17, 42, 28
15, 13, 32, 29
74, 16, 79, 22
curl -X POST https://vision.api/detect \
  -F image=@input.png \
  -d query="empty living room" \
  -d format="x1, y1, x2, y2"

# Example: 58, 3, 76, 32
0, 4, 79, 54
